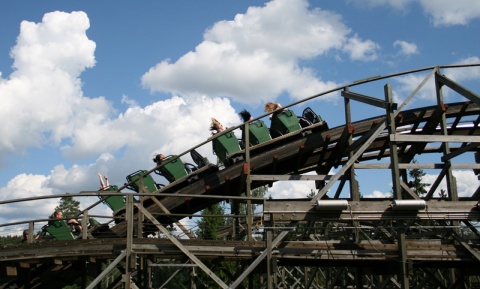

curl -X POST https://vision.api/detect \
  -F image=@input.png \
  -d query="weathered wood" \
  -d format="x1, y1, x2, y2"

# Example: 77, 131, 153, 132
263, 200, 480, 222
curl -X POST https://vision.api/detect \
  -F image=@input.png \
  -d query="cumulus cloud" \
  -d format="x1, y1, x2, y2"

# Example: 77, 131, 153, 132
419, 0, 480, 26
443, 57, 480, 81
364, 190, 392, 198
268, 180, 316, 199
0, 10, 243, 227
422, 170, 479, 198
343, 34, 379, 61
141, 0, 377, 103
393, 40, 419, 56
392, 57, 480, 103
362, 0, 480, 26
360, 170, 479, 199
0, 11, 102, 157
0, 173, 56, 229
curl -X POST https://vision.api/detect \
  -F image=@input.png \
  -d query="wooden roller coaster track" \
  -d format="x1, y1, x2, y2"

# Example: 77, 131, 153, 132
1, 64, 480, 289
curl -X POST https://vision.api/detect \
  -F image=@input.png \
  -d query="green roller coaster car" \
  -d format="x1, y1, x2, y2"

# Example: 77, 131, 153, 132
126, 170, 161, 193
44, 220, 75, 240
269, 110, 302, 138
98, 185, 125, 213
154, 155, 189, 183
212, 131, 242, 165
246, 120, 272, 146
270, 107, 328, 138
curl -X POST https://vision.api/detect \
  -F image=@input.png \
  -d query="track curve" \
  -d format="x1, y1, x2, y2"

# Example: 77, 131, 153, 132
2, 65, 480, 289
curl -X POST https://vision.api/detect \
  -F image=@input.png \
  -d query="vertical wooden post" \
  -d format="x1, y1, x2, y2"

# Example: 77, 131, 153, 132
245, 122, 253, 241
435, 71, 458, 201
125, 194, 134, 289
344, 87, 361, 246
385, 83, 410, 289
28, 221, 34, 243
267, 229, 273, 289
82, 210, 88, 240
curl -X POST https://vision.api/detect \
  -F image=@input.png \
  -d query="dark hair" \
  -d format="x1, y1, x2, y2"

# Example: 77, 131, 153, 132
239, 109, 252, 123
153, 154, 166, 163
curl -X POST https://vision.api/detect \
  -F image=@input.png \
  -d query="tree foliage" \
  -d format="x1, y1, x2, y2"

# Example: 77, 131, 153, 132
195, 202, 226, 240
408, 159, 430, 197
0, 235, 22, 246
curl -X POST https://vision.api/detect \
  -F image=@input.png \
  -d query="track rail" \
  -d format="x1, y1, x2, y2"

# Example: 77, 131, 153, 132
2, 65, 480, 289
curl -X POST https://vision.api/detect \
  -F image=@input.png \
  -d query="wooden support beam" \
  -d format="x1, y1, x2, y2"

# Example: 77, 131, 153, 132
150, 196, 195, 239
342, 90, 398, 110
442, 142, 479, 161
399, 179, 420, 200
294, 144, 305, 174
135, 203, 229, 289
391, 134, 480, 143
436, 73, 480, 105
250, 174, 331, 181
86, 251, 126, 289
316, 134, 331, 173
229, 230, 290, 289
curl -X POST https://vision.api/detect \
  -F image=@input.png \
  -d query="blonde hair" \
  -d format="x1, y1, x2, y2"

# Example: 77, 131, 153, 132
264, 102, 282, 113
210, 117, 224, 135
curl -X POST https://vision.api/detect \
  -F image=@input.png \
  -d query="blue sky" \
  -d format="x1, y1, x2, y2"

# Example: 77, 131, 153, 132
1, 0, 480, 233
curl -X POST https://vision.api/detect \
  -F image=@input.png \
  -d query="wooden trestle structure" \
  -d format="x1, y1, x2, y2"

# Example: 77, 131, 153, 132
1, 64, 480, 288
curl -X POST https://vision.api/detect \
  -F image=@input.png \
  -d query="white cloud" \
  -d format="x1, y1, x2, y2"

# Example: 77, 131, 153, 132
0, 11, 244, 227
268, 180, 316, 199
362, 169, 479, 199
419, 0, 480, 26
364, 190, 392, 198
141, 0, 375, 103
0, 11, 102, 157
0, 93, 242, 225
359, 0, 480, 26
343, 34, 380, 61
393, 57, 480, 103
443, 57, 480, 81
423, 170, 479, 198
393, 40, 419, 55
0, 174, 56, 228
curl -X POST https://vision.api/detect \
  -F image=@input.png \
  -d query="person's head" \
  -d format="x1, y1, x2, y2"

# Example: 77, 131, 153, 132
239, 110, 252, 123
153, 154, 166, 163
264, 102, 282, 113
52, 209, 63, 219
23, 229, 29, 240
210, 118, 224, 134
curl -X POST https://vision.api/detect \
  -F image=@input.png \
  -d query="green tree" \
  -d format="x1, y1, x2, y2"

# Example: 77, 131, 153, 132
307, 189, 316, 198
196, 202, 226, 240
408, 159, 430, 197
0, 235, 22, 246
438, 188, 447, 199
55, 195, 81, 218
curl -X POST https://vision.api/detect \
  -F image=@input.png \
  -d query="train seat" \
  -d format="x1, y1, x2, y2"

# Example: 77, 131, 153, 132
126, 170, 161, 193
154, 155, 190, 182
212, 131, 242, 165
98, 185, 125, 212
302, 107, 328, 130
246, 120, 272, 146
190, 149, 210, 169
269, 110, 302, 138
44, 220, 75, 240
